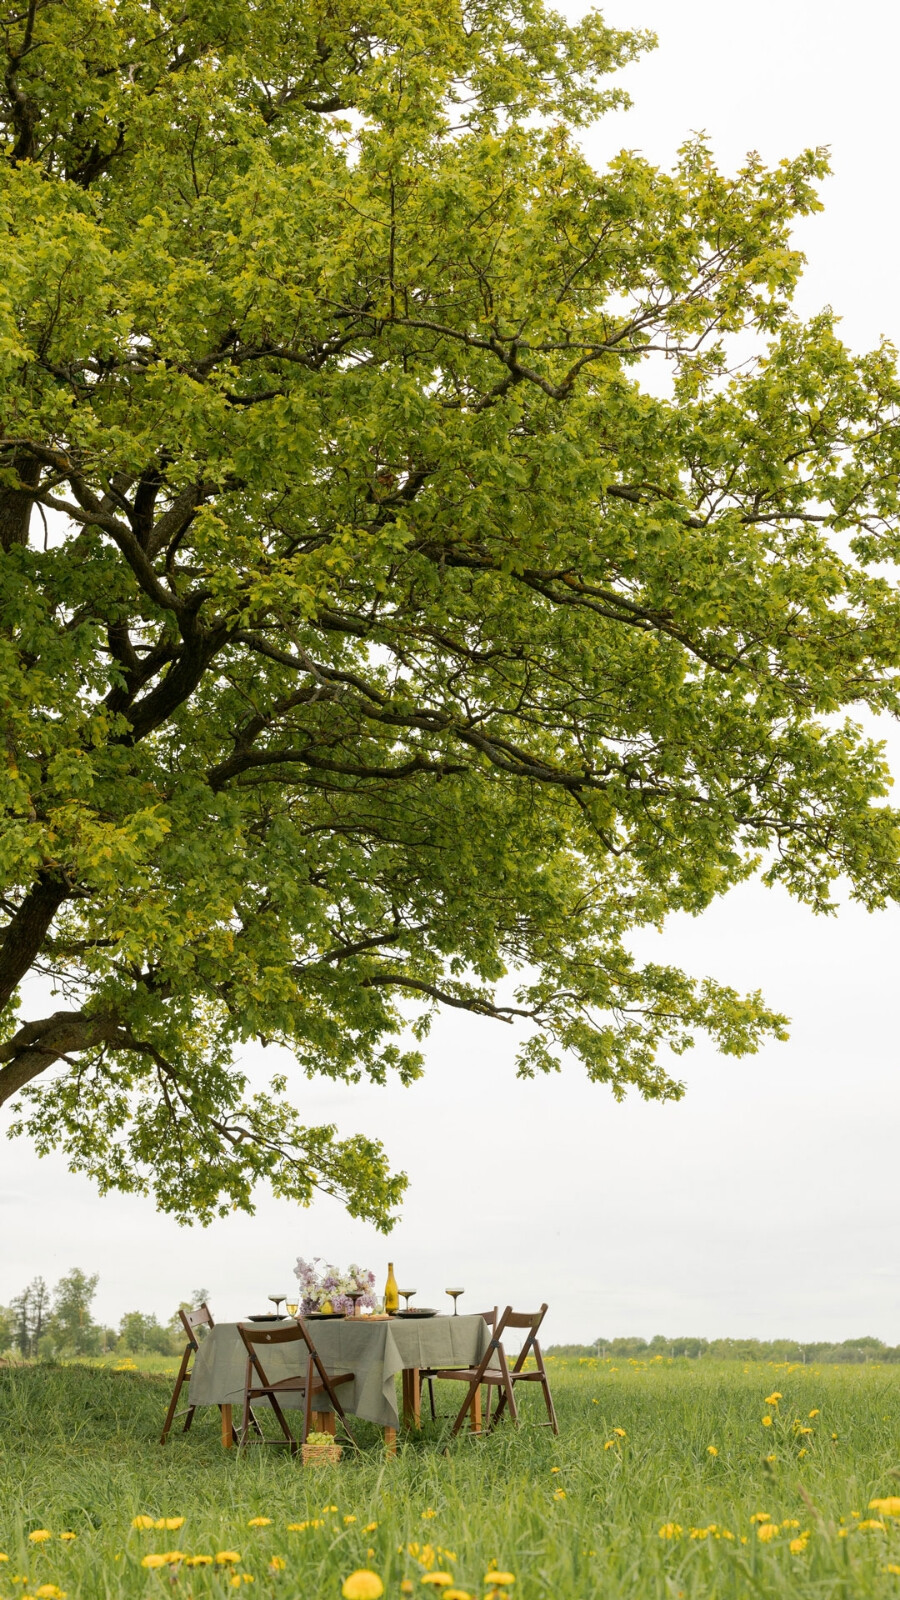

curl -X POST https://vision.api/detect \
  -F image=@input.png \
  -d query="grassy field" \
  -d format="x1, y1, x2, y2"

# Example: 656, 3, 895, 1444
3, 1356, 900, 1598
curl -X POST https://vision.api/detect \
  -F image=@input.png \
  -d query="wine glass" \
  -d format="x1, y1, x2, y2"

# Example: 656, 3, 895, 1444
347, 1290, 364, 1318
446, 1288, 464, 1315
400, 1289, 416, 1312
268, 1294, 286, 1317
286, 1300, 299, 1318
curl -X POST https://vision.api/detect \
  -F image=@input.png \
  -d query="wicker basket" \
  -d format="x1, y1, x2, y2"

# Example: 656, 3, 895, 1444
301, 1440, 343, 1467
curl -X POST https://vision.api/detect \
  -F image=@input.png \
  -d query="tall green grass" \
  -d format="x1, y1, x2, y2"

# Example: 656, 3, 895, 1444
2, 1357, 900, 1597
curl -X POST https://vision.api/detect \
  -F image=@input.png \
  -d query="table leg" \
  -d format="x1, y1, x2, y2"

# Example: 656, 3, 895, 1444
312, 1410, 336, 1436
469, 1386, 482, 1434
401, 1368, 421, 1428
221, 1404, 233, 1449
384, 1426, 397, 1456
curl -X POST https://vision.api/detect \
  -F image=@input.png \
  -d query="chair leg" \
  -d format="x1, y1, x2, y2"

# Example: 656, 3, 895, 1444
160, 1346, 192, 1445
427, 1377, 436, 1421
449, 1379, 482, 1439
240, 1358, 253, 1448
489, 1348, 518, 1429
182, 1405, 197, 1434
539, 1373, 559, 1434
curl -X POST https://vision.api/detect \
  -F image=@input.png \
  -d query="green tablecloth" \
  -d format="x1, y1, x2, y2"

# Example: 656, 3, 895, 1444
188, 1314, 491, 1431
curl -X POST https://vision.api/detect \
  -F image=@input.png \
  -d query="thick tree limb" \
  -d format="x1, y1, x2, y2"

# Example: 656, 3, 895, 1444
0, 874, 69, 1012
0, 1008, 125, 1106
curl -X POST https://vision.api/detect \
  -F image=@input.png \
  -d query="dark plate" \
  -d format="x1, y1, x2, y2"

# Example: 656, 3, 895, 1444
247, 1314, 283, 1322
394, 1308, 439, 1318
304, 1310, 346, 1320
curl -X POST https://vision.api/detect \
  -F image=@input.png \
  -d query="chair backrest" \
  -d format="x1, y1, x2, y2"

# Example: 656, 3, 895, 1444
493, 1304, 548, 1370
474, 1308, 498, 1329
179, 1302, 214, 1350
237, 1318, 348, 1414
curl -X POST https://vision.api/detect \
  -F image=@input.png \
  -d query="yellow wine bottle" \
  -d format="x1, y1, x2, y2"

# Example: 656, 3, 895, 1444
384, 1262, 399, 1314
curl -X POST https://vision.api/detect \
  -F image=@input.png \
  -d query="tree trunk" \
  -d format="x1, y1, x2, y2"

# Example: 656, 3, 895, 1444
0, 873, 69, 1011
0, 451, 40, 551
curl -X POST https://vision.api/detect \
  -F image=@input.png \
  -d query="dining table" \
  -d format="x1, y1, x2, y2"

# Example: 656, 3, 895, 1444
187, 1312, 493, 1453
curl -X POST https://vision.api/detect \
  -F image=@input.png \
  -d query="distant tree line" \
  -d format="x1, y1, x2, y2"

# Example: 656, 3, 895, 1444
548, 1335, 900, 1364
0, 1270, 207, 1360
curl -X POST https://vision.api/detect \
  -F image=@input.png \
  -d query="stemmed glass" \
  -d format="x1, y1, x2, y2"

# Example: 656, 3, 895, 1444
268, 1294, 287, 1317
446, 1288, 464, 1315
400, 1289, 416, 1312
286, 1300, 299, 1319
347, 1290, 364, 1318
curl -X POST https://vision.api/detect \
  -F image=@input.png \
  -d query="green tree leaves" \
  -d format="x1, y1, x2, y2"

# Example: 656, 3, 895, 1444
2, 0, 900, 1226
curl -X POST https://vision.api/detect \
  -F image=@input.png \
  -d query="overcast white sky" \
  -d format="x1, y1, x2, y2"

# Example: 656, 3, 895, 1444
4, 0, 900, 1346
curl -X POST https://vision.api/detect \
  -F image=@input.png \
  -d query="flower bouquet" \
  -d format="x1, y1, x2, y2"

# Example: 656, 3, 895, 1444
293, 1257, 377, 1316
301, 1428, 342, 1467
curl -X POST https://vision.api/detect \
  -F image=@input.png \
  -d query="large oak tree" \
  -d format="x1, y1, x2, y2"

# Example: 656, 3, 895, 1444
3, 0, 900, 1226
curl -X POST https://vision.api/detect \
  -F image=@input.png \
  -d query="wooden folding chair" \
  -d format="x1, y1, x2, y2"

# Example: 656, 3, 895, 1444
430, 1304, 559, 1437
421, 1309, 498, 1422
160, 1302, 218, 1444
237, 1320, 357, 1453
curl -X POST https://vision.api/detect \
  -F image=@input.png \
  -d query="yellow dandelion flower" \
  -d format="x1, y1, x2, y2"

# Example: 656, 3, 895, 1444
28, 1533, 53, 1544
831, 1432, 838, 1441
552, 1489, 566, 1500
269, 1557, 286, 1571
789, 1536, 809, 1555
658, 1524, 682, 1540
215, 1552, 242, 1565
886, 1564, 900, 1575
241, 1577, 255, 1584
591, 1398, 598, 1404
757, 1524, 779, 1543
761, 1416, 773, 1427
184, 1556, 214, 1567
750, 1514, 771, 1524
859, 1520, 887, 1533
247, 1518, 272, 1528
420, 1577, 453, 1588
57, 1535, 76, 1544
0, 1553, 8, 1563
131, 1517, 155, 1531
35, 1587, 66, 1598
765, 1454, 776, 1463
442, 1592, 471, 1600
796, 1426, 813, 1436
764, 1393, 782, 1406
230, 1579, 242, 1590
323, 1506, 339, 1514
798, 1448, 808, 1458
808, 1409, 820, 1419
141, 1554, 172, 1569
781, 1521, 800, 1530
367, 1548, 375, 1559
482, 1575, 515, 1586
613, 1428, 626, 1437
707, 1446, 718, 1456
871, 1499, 900, 1517
342, 1574, 384, 1600
344, 1516, 358, 1525
401, 1584, 415, 1596
549, 1467, 560, 1474
603, 1440, 614, 1450
421, 1510, 437, 1521
154, 1518, 185, 1531
364, 1523, 379, 1534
